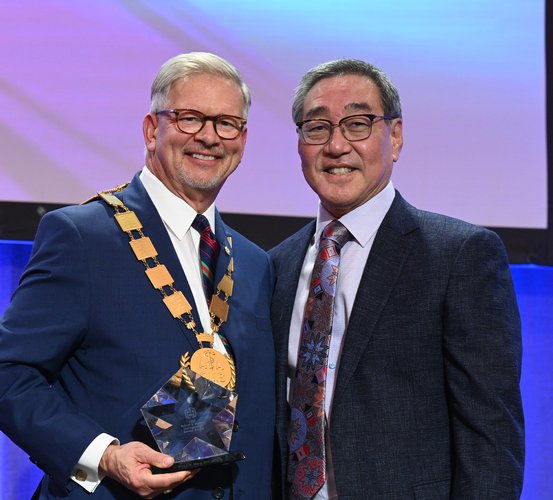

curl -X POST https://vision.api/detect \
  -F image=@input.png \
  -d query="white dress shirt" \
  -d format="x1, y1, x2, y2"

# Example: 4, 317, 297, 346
287, 181, 395, 499
72, 166, 224, 491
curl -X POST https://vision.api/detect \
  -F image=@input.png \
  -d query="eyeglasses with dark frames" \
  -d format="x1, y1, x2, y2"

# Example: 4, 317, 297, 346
156, 108, 247, 140
296, 113, 399, 145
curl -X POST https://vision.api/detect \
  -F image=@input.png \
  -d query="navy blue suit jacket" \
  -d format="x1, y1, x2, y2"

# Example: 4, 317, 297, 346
0, 174, 275, 499
270, 192, 524, 499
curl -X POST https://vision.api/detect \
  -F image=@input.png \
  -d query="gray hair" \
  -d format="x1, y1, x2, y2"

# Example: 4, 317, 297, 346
150, 52, 251, 117
292, 58, 402, 123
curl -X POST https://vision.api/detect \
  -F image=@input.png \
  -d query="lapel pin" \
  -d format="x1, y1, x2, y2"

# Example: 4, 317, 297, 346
224, 246, 231, 255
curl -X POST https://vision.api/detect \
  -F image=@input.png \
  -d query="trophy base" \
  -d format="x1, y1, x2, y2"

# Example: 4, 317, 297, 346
151, 451, 246, 474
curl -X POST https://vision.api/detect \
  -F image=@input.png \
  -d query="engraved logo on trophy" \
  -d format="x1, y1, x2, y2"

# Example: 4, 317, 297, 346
141, 366, 244, 473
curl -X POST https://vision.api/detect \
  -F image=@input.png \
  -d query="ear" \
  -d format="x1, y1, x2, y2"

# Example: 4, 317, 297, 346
143, 113, 157, 152
240, 126, 248, 149
391, 118, 403, 162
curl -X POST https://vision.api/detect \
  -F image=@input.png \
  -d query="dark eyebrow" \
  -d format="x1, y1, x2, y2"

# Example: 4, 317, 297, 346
303, 102, 374, 120
344, 102, 372, 113
304, 106, 329, 119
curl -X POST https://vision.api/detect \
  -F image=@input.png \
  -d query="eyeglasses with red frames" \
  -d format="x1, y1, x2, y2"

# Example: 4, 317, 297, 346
156, 108, 247, 140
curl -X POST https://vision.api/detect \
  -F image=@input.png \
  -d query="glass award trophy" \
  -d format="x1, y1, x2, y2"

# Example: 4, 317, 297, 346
141, 366, 245, 473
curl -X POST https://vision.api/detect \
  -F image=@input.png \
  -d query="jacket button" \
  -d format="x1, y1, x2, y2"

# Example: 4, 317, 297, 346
212, 486, 224, 499
232, 421, 239, 432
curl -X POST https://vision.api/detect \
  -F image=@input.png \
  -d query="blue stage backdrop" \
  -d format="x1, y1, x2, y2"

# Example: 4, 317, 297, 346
0, 240, 551, 498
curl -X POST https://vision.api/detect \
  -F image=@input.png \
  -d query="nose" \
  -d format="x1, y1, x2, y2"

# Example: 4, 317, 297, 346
325, 125, 351, 156
194, 119, 220, 145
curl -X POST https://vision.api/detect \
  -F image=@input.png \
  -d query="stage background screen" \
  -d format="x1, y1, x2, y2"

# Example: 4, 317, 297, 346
0, 1, 547, 235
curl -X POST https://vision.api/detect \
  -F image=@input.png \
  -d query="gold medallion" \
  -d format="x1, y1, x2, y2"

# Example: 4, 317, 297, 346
190, 348, 233, 388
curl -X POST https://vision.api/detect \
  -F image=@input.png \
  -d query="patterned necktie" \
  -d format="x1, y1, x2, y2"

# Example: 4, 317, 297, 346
287, 220, 351, 499
192, 214, 220, 304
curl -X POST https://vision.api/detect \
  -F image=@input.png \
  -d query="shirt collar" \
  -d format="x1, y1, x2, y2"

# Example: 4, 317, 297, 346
316, 181, 396, 247
139, 166, 217, 240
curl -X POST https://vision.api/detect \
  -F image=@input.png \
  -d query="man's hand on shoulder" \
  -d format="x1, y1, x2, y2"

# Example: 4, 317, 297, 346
99, 441, 198, 498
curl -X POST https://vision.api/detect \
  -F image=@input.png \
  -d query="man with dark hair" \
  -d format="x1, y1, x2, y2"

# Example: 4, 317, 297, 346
270, 58, 524, 499
0, 52, 275, 499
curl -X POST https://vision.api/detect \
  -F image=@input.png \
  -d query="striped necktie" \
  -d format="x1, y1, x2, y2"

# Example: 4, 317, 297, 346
192, 214, 220, 304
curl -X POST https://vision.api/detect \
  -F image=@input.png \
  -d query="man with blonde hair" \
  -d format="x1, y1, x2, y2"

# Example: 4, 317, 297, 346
0, 52, 275, 499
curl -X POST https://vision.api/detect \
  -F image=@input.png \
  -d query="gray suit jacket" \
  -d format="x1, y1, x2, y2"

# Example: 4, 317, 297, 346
270, 192, 524, 499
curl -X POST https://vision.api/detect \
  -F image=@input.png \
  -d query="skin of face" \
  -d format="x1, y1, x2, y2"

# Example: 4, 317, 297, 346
298, 74, 403, 218
143, 73, 248, 213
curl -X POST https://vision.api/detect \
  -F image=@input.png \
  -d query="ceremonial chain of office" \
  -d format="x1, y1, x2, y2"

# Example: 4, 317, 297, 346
95, 184, 236, 391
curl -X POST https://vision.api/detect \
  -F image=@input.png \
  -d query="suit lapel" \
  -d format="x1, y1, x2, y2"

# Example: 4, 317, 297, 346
212, 210, 240, 359
334, 193, 419, 394
272, 221, 316, 446
273, 221, 316, 364
118, 173, 200, 354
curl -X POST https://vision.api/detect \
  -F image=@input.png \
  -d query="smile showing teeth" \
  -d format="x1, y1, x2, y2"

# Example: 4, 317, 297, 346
191, 153, 217, 160
327, 167, 353, 174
